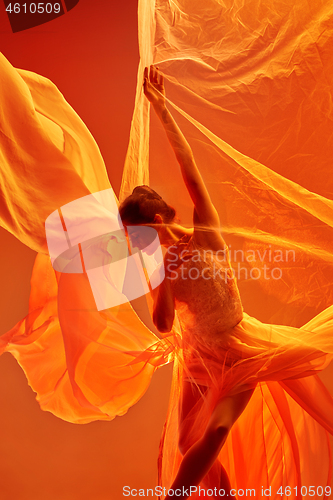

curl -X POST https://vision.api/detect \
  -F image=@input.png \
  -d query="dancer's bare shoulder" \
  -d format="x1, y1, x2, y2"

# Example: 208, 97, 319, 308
192, 207, 227, 253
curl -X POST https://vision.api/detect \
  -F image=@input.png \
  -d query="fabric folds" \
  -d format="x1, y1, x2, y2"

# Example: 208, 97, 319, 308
0, 51, 170, 423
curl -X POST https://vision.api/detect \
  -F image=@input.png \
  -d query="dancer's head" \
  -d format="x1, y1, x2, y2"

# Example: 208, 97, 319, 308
119, 185, 176, 249
119, 185, 176, 226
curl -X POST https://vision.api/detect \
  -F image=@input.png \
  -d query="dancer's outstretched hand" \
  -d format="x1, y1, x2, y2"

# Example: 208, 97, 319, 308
143, 65, 166, 110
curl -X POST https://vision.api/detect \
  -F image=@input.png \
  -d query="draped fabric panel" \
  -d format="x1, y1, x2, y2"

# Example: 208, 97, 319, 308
119, 0, 333, 496
121, 0, 333, 327
0, 51, 171, 423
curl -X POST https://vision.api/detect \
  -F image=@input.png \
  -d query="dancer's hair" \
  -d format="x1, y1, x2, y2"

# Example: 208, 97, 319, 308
119, 185, 176, 225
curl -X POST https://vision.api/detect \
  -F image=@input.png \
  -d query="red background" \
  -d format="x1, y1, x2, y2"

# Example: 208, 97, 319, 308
0, 1, 173, 499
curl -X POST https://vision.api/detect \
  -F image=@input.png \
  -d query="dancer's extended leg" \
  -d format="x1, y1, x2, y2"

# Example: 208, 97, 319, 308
202, 461, 232, 498
166, 388, 255, 499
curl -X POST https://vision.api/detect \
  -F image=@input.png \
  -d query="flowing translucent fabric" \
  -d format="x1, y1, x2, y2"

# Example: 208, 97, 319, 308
0, 0, 333, 497
120, 0, 333, 496
0, 52, 170, 423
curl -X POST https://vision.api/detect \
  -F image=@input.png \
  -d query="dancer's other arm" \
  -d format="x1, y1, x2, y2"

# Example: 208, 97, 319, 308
144, 65, 225, 247
151, 235, 192, 333
151, 252, 175, 333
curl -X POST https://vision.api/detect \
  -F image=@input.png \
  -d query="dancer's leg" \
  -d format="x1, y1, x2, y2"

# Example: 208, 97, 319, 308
178, 380, 209, 456
178, 381, 231, 496
166, 388, 255, 500
202, 461, 232, 498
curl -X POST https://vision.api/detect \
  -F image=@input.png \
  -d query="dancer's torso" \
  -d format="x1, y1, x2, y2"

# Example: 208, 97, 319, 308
171, 235, 243, 347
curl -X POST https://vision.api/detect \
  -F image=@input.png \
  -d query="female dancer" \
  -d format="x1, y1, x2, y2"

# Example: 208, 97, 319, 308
1, 53, 332, 499
119, 65, 257, 497
119, 65, 333, 499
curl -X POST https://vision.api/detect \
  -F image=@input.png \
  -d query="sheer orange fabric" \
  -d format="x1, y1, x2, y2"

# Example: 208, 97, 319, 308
0, 51, 170, 422
0, 0, 333, 497
129, 1, 333, 495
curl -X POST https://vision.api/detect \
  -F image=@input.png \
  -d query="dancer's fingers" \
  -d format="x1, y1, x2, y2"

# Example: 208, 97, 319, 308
159, 72, 164, 87
181, 252, 194, 262
149, 65, 154, 83
152, 65, 159, 84
143, 67, 149, 90
178, 234, 191, 242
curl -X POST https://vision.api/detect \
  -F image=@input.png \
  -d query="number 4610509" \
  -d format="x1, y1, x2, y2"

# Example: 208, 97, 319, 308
6, 3, 61, 14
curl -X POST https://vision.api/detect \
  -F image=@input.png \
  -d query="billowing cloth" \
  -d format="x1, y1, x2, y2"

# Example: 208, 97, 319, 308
122, 0, 333, 496
159, 237, 333, 497
0, 0, 333, 497
0, 51, 171, 423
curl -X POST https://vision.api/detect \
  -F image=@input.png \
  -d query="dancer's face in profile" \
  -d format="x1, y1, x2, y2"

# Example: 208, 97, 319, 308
126, 227, 149, 250
126, 214, 164, 254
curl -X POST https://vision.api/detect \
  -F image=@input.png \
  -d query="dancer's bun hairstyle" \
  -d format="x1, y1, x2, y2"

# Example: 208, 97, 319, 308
119, 185, 176, 225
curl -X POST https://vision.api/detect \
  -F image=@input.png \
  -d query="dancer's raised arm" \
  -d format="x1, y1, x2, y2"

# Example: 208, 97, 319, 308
144, 66, 224, 241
